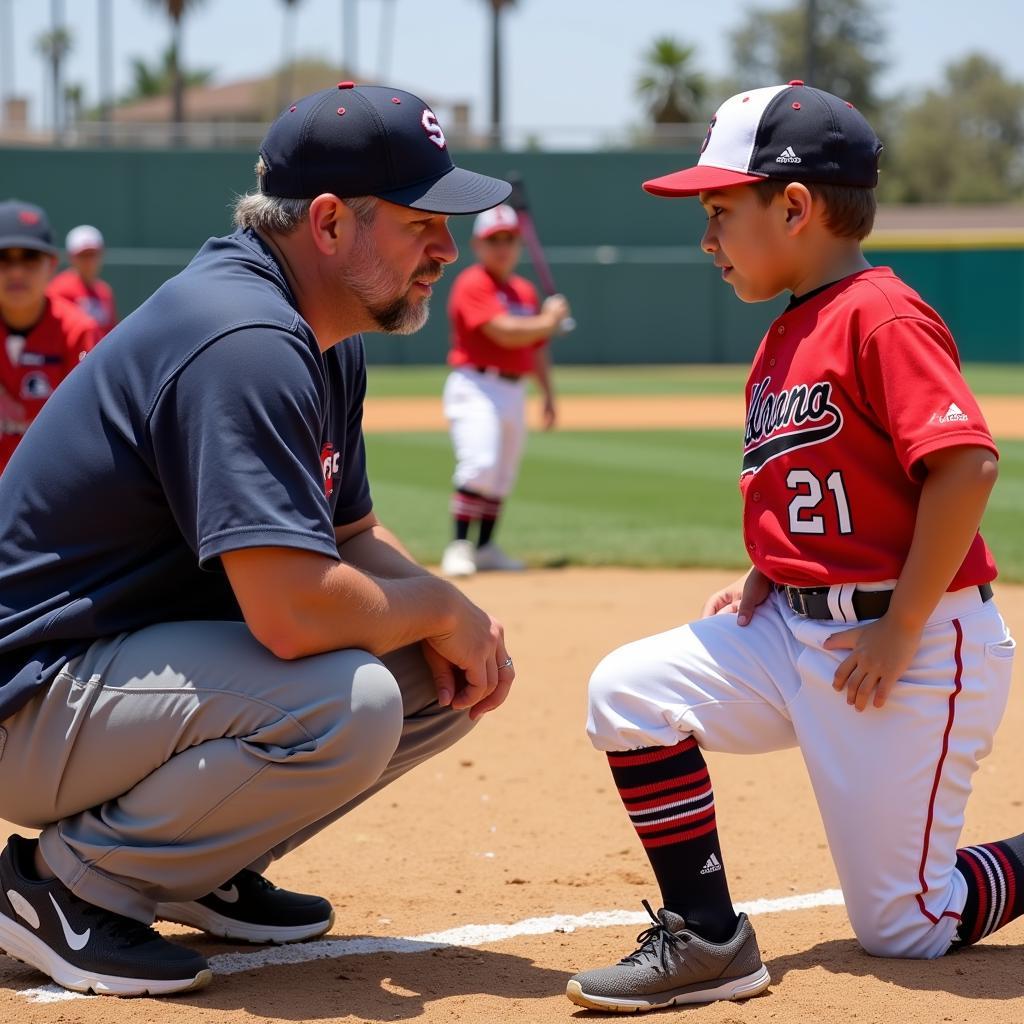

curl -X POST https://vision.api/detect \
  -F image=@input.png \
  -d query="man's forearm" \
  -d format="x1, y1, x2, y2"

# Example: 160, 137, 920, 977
338, 523, 432, 579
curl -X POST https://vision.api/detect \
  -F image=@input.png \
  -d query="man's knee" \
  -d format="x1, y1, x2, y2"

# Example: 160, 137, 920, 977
293, 655, 404, 791
586, 645, 660, 749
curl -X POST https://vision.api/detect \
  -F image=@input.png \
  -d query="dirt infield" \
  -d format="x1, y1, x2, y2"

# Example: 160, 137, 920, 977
363, 394, 1024, 436
2, 568, 1022, 1023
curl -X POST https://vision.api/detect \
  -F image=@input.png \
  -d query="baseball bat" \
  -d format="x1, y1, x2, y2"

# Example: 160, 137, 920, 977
506, 173, 576, 334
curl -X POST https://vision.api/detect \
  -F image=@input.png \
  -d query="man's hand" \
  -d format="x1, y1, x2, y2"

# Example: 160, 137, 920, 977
423, 597, 514, 720
823, 614, 923, 712
702, 566, 771, 625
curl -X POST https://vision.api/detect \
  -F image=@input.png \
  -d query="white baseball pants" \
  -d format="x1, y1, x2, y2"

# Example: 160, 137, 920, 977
587, 585, 1015, 959
443, 367, 527, 500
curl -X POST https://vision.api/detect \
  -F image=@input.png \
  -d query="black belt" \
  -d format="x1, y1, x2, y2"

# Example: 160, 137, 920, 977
472, 365, 522, 382
777, 582, 993, 621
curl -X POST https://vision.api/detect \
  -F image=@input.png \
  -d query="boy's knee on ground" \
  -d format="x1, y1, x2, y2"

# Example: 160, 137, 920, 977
849, 895, 955, 959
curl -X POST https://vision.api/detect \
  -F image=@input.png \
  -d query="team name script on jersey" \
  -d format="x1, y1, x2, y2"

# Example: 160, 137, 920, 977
742, 376, 843, 475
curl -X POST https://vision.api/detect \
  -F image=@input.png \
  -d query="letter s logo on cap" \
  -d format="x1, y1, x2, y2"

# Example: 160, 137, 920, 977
422, 110, 446, 150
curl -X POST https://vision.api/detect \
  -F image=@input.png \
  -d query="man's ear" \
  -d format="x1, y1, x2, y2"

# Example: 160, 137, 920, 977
308, 194, 357, 255
782, 182, 813, 235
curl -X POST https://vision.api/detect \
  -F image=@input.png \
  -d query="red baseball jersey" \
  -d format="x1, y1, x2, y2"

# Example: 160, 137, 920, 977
447, 263, 546, 375
0, 297, 98, 471
741, 267, 997, 590
48, 270, 117, 339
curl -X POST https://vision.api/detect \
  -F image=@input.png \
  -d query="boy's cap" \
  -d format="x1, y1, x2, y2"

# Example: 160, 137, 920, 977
0, 200, 58, 254
259, 83, 512, 215
473, 204, 520, 238
643, 81, 882, 198
66, 224, 105, 254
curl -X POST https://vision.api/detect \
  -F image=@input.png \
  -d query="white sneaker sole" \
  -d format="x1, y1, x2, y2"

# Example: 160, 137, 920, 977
566, 964, 770, 1013
0, 914, 211, 997
156, 901, 334, 945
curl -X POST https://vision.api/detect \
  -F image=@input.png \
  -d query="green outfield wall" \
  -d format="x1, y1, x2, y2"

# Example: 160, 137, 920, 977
2, 146, 1022, 363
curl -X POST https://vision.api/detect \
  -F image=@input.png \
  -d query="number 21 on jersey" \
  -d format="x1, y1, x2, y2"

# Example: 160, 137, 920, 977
786, 469, 853, 535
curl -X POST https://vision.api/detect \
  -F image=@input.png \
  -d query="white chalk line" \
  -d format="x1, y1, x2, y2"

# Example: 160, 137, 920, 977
17, 887, 845, 1004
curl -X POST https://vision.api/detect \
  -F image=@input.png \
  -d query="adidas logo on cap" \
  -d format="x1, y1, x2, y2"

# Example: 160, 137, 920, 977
776, 146, 801, 164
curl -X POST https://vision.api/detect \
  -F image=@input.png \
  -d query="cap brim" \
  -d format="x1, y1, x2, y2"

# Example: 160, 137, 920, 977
643, 165, 766, 197
0, 236, 58, 255
375, 165, 512, 215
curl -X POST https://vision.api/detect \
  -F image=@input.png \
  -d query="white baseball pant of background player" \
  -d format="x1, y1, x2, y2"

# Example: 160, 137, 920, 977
443, 365, 527, 504
587, 584, 1015, 958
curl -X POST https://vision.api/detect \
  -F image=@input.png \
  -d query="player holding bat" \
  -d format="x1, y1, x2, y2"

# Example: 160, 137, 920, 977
441, 201, 573, 577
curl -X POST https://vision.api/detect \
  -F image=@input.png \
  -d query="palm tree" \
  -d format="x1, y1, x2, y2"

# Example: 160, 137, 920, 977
486, 0, 517, 146
145, 0, 205, 125
277, 0, 303, 112
636, 36, 706, 125
36, 24, 72, 136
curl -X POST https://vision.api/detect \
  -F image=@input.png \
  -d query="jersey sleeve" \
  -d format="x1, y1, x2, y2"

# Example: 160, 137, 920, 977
450, 271, 505, 332
857, 316, 997, 477
148, 326, 340, 567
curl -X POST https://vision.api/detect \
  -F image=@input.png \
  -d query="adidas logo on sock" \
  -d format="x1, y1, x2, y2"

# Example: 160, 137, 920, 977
699, 853, 722, 875
776, 146, 801, 164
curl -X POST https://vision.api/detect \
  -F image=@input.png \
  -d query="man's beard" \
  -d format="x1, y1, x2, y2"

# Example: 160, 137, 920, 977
341, 226, 443, 335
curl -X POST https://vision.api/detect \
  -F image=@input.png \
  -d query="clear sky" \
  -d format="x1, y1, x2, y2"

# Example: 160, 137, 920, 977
4, 0, 1024, 143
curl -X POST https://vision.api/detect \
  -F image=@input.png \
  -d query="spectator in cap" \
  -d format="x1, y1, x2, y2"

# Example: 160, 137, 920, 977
0, 84, 514, 997
48, 224, 118, 339
440, 203, 571, 578
0, 199, 98, 472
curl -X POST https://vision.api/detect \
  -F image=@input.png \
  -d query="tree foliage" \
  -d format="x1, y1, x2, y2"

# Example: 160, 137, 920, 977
727, 0, 885, 118
123, 45, 212, 102
636, 37, 706, 124
879, 54, 1024, 202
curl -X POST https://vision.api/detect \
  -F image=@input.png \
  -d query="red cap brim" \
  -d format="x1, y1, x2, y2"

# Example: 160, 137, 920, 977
642, 165, 766, 198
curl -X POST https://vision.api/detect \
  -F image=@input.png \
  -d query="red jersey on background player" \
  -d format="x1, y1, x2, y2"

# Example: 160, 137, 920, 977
567, 84, 1017, 1014
440, 205, 571, 577
48, 224, 118, 339
0, 200, 98, 472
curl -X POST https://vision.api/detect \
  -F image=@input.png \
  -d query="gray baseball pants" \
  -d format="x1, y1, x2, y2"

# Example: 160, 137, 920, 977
0, 620, 474, 923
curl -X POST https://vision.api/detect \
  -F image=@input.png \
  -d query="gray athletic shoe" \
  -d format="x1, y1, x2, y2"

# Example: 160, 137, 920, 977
566, 900, 770, 1013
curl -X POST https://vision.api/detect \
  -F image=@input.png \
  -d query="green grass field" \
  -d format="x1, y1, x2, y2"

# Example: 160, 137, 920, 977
366, 363, 1024, 398
366, 430, 1024, 582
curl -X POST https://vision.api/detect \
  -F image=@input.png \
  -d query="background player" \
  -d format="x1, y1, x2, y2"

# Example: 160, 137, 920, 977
0, 200, 98, 472
441, 204, 570, 577
48, 224, 118, 340
567, 83, 1019, 1012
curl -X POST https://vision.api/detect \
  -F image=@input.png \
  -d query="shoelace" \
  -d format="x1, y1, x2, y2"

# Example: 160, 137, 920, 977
234, 870, 277, 894
75, 897, 162, 947
619, 900, 689, 973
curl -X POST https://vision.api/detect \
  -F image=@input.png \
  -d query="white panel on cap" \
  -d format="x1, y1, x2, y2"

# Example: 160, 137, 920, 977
698, 85, 789, 174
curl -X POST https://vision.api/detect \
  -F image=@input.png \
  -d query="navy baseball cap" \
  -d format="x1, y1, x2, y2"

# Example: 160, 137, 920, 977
258, 83, 511, 214
644, 81, 882, 197
0, 200, 58, 254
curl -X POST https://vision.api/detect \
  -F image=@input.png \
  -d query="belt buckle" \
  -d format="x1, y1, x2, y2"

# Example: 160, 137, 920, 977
783, 586, 803, 615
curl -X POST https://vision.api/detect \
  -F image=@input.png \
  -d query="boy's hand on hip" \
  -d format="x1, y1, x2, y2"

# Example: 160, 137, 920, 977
824, 615, 923, 712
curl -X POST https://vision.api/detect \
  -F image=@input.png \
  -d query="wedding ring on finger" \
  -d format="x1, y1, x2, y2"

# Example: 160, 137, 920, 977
498, 656, 513, 670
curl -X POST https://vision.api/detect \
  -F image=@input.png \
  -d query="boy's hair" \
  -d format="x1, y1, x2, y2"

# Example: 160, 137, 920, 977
751, 179, 876, 241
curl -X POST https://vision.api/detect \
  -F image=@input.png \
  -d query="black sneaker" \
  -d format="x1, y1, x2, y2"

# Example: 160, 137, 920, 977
0, 834, 211, 997
156, 869, 334, 944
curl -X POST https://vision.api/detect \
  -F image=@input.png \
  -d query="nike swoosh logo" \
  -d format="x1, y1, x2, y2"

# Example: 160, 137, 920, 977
49, 893, 90, 951
214, 884, 239, 904
7, 889, 40, 930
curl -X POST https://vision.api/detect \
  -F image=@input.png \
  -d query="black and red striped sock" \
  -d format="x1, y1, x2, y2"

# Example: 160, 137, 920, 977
478, 497, 502, 548
952, 834, 1024, 948
451, 489, 485, 542
607, 738, 738, 942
